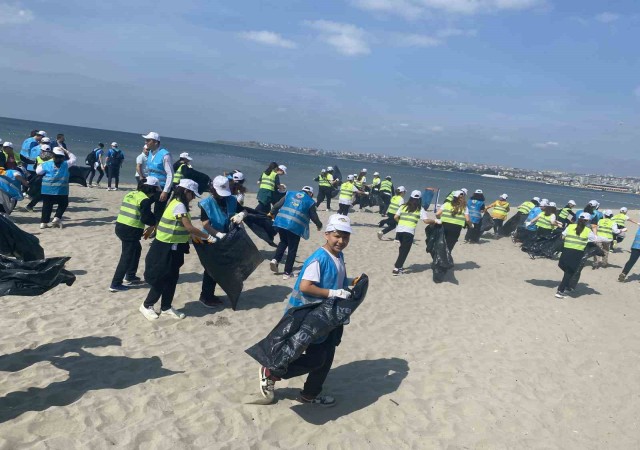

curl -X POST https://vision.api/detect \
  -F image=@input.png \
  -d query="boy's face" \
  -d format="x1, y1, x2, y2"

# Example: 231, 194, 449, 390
324, 230, 350, 254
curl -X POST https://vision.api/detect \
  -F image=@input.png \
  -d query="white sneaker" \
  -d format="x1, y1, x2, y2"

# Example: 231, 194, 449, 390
40, 223, 52, 229
282, 272, 295, 280
52, 217, 63, 229
269, 259, 278, 273
377, 230, 383, 240
139, 304, 159, 320
161, 307, 185, 319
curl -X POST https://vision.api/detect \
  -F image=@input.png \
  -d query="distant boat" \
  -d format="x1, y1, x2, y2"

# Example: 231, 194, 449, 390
481, 174, 508, 179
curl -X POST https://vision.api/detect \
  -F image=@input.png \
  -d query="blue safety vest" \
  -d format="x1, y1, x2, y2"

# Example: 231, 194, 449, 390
467, 199, 484, 224
274, 191, 315, 239
40, 161, 70, 195
198, 195, 237, 233
146, 148, 169, 185
0, 175, 23, 200
20, 137, 38, 171
632, 229, 640, 250
526, 207, 541, 231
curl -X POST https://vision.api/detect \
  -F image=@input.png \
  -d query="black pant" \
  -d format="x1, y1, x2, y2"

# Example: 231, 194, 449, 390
112, 233, 142, 285
380, 213, 397, 235
558, 269, 575, 293
255, 202, 271, 214
464, 222, 482, 243
493, 218, 504, 235
87, 165, 104, 185
338, 203, 350, 216
107, 166, 120, 189
442, 222, 462, 252
315, 186, 333, 209
144, 249, 184, 311
201, 271, 218, 299
41, 194, 69, 223
622, 248, 640, 275
274, 228, 301, 274
394, 232, 414, 269
379, 193, 391, 214
26, 191, 41, 208
281, 327, 342, 398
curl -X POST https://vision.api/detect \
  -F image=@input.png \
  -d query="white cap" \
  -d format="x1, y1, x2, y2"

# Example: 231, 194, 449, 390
548, 201, 556, 207
278, 164, 287, 174
302, 186, 314, 195
452, 190, 463, 197
212, 175, 231, 197
539, 199, 549, 207
475, 189, 483, 194
604, 209, 613, 216
2, 141, 13, 148
410, 190, 422, 199
179, 152, 192, 161
232, 171, 244, 181
142, 131, 160, 141
178, 178, 201, 197
37, 130, 47, 136
500, 193, 508, 199
621, 207, 628, 213
325, 214, 352, 233
320, 169, 326, 173
347, 174, 354, 181
111, 142, 118, 147
327, 166, 333, 171
144, 176, 160, 187
461, 188, 468, 195
41, 137, 51, 143
588, 200, 598, 207
397, 186, 406, 192
385, 175, 391, 179
362, 168, 367, 173
52, 147, 65, 156
532, 196, 541, 202
373, 172, 379, 176
41, 145, 51, 152
579, 212, 591, 221
568, 200, 576, 206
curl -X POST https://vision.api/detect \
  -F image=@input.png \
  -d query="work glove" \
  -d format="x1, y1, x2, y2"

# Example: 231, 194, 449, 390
434, 219, 442, 225
206, 235, 217, 244
328, 289, 352, 299
525, 221, 531, 227
215, 232, 226, 240
231, 212, 246, 224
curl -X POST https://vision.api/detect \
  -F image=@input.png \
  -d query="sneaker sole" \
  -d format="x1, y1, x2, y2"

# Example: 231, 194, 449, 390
269, 262, 278, 273
259, 367, 275, 400
139, 308, 159, 321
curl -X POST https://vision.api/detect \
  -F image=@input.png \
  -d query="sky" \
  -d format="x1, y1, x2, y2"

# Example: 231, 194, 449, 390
1, 0, 639, 175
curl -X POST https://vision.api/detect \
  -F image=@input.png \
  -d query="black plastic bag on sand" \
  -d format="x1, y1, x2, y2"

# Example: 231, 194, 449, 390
512, 225, 536, 244
567, 244, 604, 290
69, 166, 90, 187
481, 212, 494, 232
521, 229, 563, 259
0, 255, 75, 296
426, 225, 454, 283
0, 216, 45, 261
194, 225, 263, 310
243, 207, 278, 247
500, 212, 525, 236
245, 274, 368, 378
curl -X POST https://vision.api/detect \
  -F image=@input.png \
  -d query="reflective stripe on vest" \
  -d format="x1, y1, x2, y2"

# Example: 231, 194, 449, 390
612, 214, 627, 227
441, 202, 465, 227
564, 224, 590, 251
339, 182, 355, 200
273, 191, 315, 239
318, 173, 331, 187
597, 218, 614, 240
116, 190, 148, 229
518, 201, 534, 214
558, 207, 572, 220
172, 163, 186, 184
380, 180, 393, 193
397, 206, 420, 229
371, 177, 381, 187
155, 199, 190, 243
259, 172, 277, 191
537, 214, 553, 230
40, 161, 70, 195
387, 195, 403, 215
492, 201, 509, 218
147, 148, 169, 184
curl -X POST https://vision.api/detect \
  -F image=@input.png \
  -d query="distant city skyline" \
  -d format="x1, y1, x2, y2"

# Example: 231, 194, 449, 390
0, 0, 638, 175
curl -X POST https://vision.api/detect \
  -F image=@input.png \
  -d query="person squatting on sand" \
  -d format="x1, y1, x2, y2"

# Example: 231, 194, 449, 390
269, 185, 323, 280
486, 193, 510, 237
36, 146, 76, 230
259, 214, 355, 406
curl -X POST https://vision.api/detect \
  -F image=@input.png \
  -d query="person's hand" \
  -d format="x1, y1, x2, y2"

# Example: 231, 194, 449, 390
192, 236, 203, 244
317, 224, 323, 231
215, 232, 227, 240
525, 221, 531, 227
143, 226, 156, 239
328, 289, 351, 299
435, 219, 442, 225
267, 212, 274, 220
159, 191, 168, 202
231, 212, 246, 224
206, 235, 217, 244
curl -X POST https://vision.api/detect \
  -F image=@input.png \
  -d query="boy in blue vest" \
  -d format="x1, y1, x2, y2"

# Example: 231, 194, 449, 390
269, 185, 323, 280
259, 214, 354, 406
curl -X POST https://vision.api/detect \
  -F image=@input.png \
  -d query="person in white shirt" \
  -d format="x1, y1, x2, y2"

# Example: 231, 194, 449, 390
135, 145, 149, 183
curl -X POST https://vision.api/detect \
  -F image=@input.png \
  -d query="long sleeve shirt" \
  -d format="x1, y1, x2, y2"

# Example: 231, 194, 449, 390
35, 152, 76, 175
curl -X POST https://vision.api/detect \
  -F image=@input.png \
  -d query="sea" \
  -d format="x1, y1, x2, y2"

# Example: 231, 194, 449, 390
2, 116, 639, 210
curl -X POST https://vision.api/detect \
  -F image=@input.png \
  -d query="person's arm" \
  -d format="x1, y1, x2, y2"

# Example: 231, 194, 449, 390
435, 207, 443, 219
139, 198, 156, 226
36, 164, 46, 175
180, 216, 210, 240
528, 212, 542, 225
612, 223, 621, 235
66, 152, 76, 167
136, 156, 143, 177
308, 205, 322, 229
159, 154, 174, 201
299, 279, 349, 299
486, 201, 495, 210
269, 196, 286, 216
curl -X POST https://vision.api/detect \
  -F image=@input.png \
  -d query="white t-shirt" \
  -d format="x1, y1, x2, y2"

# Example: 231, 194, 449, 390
395, 206, 430, 235
338, 185, 359, 206
302, 248, 346, 288
136, 153, 148, 177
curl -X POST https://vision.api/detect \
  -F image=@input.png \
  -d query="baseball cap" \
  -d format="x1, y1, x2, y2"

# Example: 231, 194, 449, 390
373, 172, 379, 176
579, 212, 591, 221
36, 130, 47, 136
2, 141, 13, 148
532, 197, 541, 202
41, 137, 51, 144
460, 188, 468, 195
410, 190, 422, 199
232, 171, 245, 181
549, 201, 556, 207
52, 147, 65, 156
362, 168, 367, 173
621, 207, 628, 213
452, 190, 463, 197
144, 176, 160, 187
347, 174, 354, 181
320, 169, 326, 173
179, 152, 192, 161
385, 175, 391, 179
178, 178, 201, 197
302, 186, 314, 195
111, 142, 118, 147
40, 145, 52, 153
475, 189, 483, 194
397, 186, 406, 192
539, 199, 549, 207
325, 214, 352, 234
500, 193, 508, 199
568, 200, 576, 206
142, 131, 160, 141
211, 175, 231, 197
604, 209, 613, 216
588, 200, 598, 207
278, 165, 287, 174
327, 166, 333, 171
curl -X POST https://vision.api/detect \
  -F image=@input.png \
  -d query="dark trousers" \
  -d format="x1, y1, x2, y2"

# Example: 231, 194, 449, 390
26, 191, 41, 208
558, 268, 576, 293
144, 250, 184, 311
379, 193, 391, 214
281, 327, 342, 398
315, 186, 333, 209
107, 166, 120, 188
338, 203, 350, 216
87, 165, 104, 185
153, 197, 169, 225
201, 271, 218, 299
380, 213, 397, 235
493, 218, 504, 235
41, 194, 69, 223
274, 228, 301, 274
465, 222, 482, 242
442, 223, 462, 252
112, 236, 142, 285
622, 248, 640, 275
255, 202, 271, 214
394, 231, 414, 269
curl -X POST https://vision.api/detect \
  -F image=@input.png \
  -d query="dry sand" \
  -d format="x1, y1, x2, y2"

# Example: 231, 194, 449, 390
2, 186, 640, 449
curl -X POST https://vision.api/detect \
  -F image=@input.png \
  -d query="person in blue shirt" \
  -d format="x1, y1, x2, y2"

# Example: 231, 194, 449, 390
464, 189, 486, 243
105, 142, 124, 191
86, 143, 106, 187
20, 129, 44, 175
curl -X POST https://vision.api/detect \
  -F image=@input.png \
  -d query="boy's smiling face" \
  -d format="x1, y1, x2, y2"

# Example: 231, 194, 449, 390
324, 230, 350, 255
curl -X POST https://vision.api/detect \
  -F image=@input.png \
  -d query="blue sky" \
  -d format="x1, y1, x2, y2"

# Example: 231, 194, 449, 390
1, 0, 639, 175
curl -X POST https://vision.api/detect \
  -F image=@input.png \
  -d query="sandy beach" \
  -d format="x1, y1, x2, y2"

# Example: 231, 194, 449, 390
2, 186, 640, 449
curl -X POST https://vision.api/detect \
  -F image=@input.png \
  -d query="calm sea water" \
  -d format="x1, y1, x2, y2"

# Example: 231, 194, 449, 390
2, 116, 639, 210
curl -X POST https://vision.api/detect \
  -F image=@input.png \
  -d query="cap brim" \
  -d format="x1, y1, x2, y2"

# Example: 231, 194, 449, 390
215, 188, 232, 197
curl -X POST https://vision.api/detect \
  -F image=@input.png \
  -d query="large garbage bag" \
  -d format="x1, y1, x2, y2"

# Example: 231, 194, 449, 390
500, 211, 525, 236
511, 225, 536, 244
521, 229, 563, 259
26, 175, 42, 198
0, 255, 75, 296
426, 225, 454, 283
182, 167, 211, 194
194, 225, 263, 310
481, 212, 494, 232
245, 274, 368, 378
330, 165, 343, 198
0, 216, 45, 261
242, 207, 278, 247
69, 166, 90, 186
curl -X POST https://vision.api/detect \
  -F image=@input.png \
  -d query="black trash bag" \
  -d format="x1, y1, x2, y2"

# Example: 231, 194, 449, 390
330, 165, 343, 198
245, 274, 368, 378
500, 212, 525, 236
69, 166, 91, 186
0, 255, 75, 296
426, 225, 454, 283
512, 225, 536, 244
481, 212, 494, 232
27, 175, 43, 198
194, 225, 263, 310
181, 167, 211, 194
567, 243, 605, 290
242, 207, 278, 247
0, 215, 45, 261
521, 229, 563, 259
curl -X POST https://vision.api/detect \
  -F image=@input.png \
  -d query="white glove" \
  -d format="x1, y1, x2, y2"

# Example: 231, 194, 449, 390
231, 212, 246, 224
215, 232, 226, 240
328, 289, 351, 299
435, 219, 442, 225
206, 235, 217, 244
525, 221, 531, 227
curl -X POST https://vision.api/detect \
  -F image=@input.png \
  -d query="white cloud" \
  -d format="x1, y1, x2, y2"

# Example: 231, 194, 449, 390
595, 12, 620, 23
239, 31, 297, 49
351, 0, 545, 17
0, 4, 34, 25
305, 20, 370, 56
533, 141, 559, 148
395, 33, 442, 47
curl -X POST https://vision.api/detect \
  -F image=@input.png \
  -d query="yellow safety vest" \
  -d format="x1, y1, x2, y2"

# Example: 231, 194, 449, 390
116, 190, 148, 229
537, 214, 554, 230
339, 182, 355, 201
172, 163, 186, 184
397, 205, 420, 229
380, 180, 393, 193
558, 207, 572, 220
318, 173, 331, 187
491, 201, 510, 219
156, 198, 191, 244
612, 213, 627, 228
518, 201, 534, 214
354, 178, 363, 189
371, 177, 381, 187
387, 195, 403, 215
596, 218, 614, 241
564, 224, 590, 251
259, 172, 277, 191
440, 202, 466, 227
